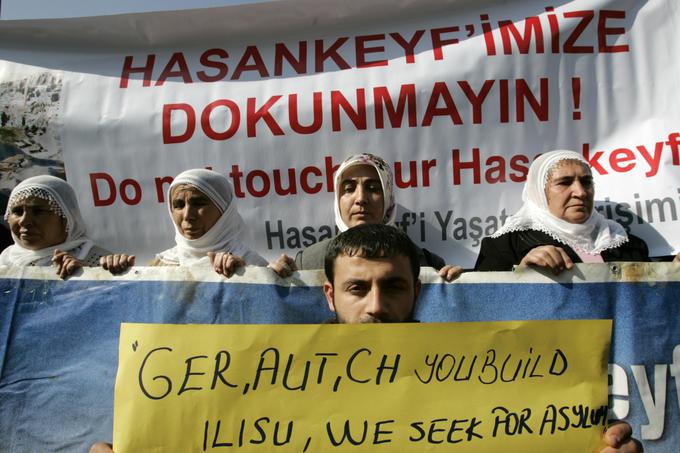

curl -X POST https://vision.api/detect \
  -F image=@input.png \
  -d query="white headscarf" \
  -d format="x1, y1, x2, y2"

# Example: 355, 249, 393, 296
0, 175, 94, 266
156, 169, 267, 266
492, 150, 628, 254
333, 153, 396, 232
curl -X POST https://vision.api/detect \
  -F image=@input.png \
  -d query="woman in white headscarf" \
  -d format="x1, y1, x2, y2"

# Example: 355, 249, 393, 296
104, 168, 268, 277
474, 150, 668, 273
287, 153, 462, 281
1, 175, 110, 278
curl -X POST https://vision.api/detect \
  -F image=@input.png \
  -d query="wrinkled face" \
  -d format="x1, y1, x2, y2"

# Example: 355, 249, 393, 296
337, 165, 384, 228
170, 185, 221, 239
8, 196, 67, 250
545, 160, 594, 224
323, 253, 420, 324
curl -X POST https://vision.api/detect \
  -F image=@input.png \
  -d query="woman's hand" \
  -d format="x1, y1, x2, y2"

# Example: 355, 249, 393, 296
52, 249, 85, 279
518, 245, 573, 275
438, 264, 463, 282
100, 254, 135, 274
268, 254, 297, 278
208, 251, 245, 277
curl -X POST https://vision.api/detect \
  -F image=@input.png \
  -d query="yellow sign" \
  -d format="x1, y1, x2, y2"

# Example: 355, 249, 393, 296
114, 320, 611, 452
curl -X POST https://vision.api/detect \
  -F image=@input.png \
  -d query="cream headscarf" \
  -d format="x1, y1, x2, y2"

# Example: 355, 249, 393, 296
333, 153, 396, 232
155, 169, 267, 266
1, 175, 94, 266
492, 150, 628, 254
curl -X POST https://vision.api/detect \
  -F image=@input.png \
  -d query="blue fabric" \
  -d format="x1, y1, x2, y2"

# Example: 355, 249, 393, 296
0, 269, 678, 452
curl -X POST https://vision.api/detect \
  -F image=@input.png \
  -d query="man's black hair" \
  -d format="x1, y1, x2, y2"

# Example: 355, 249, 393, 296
324, 223, 420, 284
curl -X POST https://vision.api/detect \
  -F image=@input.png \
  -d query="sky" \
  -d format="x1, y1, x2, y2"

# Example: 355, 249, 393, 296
0, 0, 273, 20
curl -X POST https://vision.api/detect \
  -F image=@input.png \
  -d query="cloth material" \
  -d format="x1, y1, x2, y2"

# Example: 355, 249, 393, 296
575, 250, 605, 263
474, 229, 649, 271
295, 237, 445, 270
333, 153, 396, 232
155, 169, 267, 266
492, 150, 628, 254
0, 175, 95, 266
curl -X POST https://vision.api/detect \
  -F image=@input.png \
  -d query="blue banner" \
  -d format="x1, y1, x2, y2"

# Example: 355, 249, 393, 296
0, 263, 678, 452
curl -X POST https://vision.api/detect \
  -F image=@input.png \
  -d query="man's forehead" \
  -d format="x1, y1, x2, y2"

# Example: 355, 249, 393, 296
333, 252, 412, 279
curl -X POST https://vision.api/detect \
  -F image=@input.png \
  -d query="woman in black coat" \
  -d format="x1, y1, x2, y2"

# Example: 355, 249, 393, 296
474, 150, 673, 273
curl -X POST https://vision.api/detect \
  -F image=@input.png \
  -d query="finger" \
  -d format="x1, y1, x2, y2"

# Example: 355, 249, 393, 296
274, 254, 295, 277
604, 421, 633, 448
221, 253, 232, 277
127, 255, 136, 267
269, 262, 288, 278
540, 248, 564, 274
52, 249, 66, 264
445, 265, 463, 281
556, 247, 574, 270
65, 258, 80, 278
521, 247, 560, 274
438, 265, 463, 282
277, 262, 293, 278
113, 254, 126, 272
224, 254, 236, 277
89, 443, 114, 453
225, 254, 245, 277
537, 246, 566, 273
281, 254, 297, 271
55, 261, 66, 278
212, 253, 229, 276
207, 251, 217, 265
57, 257, 72, 279
99, 256, 109, 269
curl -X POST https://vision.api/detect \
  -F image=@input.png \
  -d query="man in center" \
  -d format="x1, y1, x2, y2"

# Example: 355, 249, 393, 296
323, 221, 421, 323
293, 153, 461, 281
322, 223, 642, 452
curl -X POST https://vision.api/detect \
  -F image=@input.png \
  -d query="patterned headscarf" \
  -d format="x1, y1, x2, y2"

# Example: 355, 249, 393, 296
1, 175, 93, 266
492, 150, 628, 254
333, 153, 396, 232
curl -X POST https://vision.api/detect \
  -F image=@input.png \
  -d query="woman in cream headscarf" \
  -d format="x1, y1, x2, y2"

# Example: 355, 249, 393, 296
103, 168, 268, 276
474, 150, 668, 273
1, 175, 110, 278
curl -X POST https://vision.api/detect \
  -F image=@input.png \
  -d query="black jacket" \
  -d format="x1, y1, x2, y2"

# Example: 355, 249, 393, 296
474, 229, 649, 271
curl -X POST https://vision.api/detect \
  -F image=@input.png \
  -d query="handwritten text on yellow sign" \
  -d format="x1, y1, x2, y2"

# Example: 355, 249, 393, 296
114, 320, 611, 452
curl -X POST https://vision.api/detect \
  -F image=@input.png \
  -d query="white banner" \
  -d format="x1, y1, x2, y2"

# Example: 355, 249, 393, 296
1, 0, 679, 267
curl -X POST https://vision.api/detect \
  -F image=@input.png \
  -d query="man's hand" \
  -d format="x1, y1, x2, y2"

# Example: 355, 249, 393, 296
438, 264, 463, 282
208, 251, 245, 277
269, 254, 297, 278
600, 421, 643, 452
52, 249, 85, 279
100, 254, 135, 274
88, 442, 113, 453
518, 245, 574, 275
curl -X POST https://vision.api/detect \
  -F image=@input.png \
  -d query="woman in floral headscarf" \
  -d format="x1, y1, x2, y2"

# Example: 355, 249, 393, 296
474, 150, 673, 273
283, 153, 461, 281
1, 175, 110, 278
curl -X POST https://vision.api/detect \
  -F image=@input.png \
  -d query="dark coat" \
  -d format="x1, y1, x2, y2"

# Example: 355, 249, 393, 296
474, 229, 649, 271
